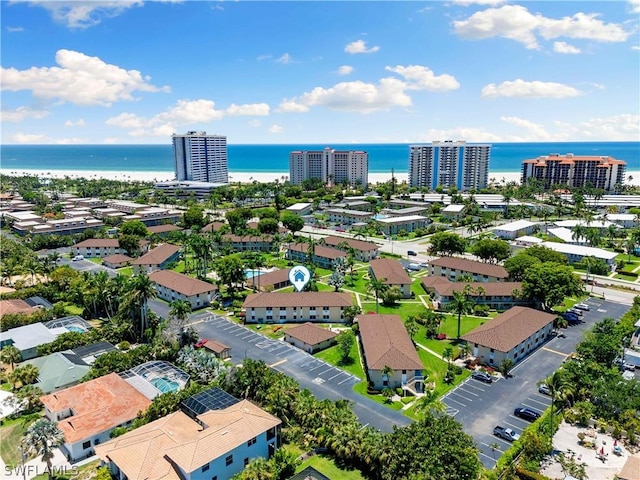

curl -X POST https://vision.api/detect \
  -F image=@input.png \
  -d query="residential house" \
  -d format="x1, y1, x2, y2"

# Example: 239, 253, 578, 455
0, 298, 40, 319
421, 277, 528, 310
323, 236, 380, 261
221, 234, 274, 252
369, 258, 412, 298
131, 243, 181, 274
96, 398, 281, 480
0, 322, 66, 360
149, 270, 217, 310
289, 467, 331, 480
461, 306, 556, 367
427, 257, 509, 282
375, 215, 430, 235
537, 241, 618, 269
358, 314, 424, 394
284, 323, 338, 354
326, 208, 373, 225
41, 373, 151, 462
243, 292, 352, 324
493, 220, 539, 239
102, 254, 133, 269
248, 268, 290, 292
441, 204, 467, 220
286, 243, 346, 269
23, 351, 91, 393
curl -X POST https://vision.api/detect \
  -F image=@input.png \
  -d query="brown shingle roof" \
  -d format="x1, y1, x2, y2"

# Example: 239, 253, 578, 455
461, 306, 556, 353
102, 254, 133, 264
131, 243, 180, 266
75, 238, 120, 248
147, 225, 183, 234
202, 340, 229, 354
428, 257, 509, 279
148, 270, 216, 296
324, 236, 380, 252
0, 299, 39, 317
288, 243, 347, 260
201, 221, 226, 233
285, 323, 338, 346
421, 277, 522, 297
254, 268, 290, 287
369, 258, 411, 285
358, 314, 423, 370
96, 400, 280, 480
40, 373, 151, 444
244, 292, 353, 308
222, 234, 273, 243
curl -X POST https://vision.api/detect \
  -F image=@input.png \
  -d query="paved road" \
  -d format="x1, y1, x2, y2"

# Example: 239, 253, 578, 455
442, 297, 631, 469
189, 312, 411, 432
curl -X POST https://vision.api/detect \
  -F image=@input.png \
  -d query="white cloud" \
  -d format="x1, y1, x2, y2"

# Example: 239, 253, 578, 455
256, 54, 272, 61
481, 79, 581, 98
385, 65, 460, 91
452, 0, 506, 5
500, 116, 553, 140
268, 124, 284, 134
276, 53, 293, 64
632, 45, 640, 51
631, 0, 640, 14
1, 106, 49, 122
569, 114, 640, 140
106, 98, 267, 137
7, 132, 86, 144
417, 127, 503, 142
553, 41, 581, 54
453, 5, 629, 49
6, 26, 24, 32
64, 119, 86, 127
248, 119, 262, 127
225, 103, 270, 116
344, 40, 380, 54
1, 49, 169, 107
337, 65, 354, 76
28, 1, 144, 29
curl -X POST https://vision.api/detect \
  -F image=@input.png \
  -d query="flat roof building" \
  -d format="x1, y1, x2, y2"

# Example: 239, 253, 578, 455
172, 131, 228, 184
289, 147, 368, 187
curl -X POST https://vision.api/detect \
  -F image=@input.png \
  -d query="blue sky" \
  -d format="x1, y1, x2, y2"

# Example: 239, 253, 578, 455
1, 0, 639, 145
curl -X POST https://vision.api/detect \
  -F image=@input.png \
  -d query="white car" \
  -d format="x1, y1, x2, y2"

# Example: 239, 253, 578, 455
72, 255, 84, 261
574, 303, 590, 311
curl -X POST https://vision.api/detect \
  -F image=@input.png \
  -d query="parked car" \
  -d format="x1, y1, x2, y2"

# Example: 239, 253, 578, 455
574, 303, 590, 311
538, 384, 551, 395
562, 312, 578, 321
72, 255, 84, 261
194, 339, 209, 348
493, 426, 521, 442
514, 407, 541, 422
407, 250, 417, 256
471, 370, 493, 384
567, 307, 583, 316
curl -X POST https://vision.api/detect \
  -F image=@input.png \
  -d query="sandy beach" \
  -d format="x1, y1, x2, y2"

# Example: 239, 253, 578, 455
1, 168, 639, 186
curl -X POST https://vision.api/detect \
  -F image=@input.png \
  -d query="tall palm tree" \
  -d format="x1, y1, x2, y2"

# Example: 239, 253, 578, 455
381, 365, 394, 387
125, 274, 157, 336
169, 299, 192, 336
0, 345, 21, 369
23, 418, 64, 480
366, 277, 389, 314
448, 290, 474, 339
11, 364, 39, 389
540, 370, 570, 442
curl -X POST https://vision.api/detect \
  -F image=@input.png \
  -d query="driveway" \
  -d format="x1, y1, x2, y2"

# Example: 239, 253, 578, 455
190, 312, 411, 432
441, 297, 630, 469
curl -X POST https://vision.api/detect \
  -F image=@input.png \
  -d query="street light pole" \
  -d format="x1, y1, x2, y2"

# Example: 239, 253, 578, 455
19, 442, 26, 480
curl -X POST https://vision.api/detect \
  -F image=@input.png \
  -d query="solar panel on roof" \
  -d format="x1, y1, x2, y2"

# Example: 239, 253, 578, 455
181, 387, 240, 418
71, 342, 116, 359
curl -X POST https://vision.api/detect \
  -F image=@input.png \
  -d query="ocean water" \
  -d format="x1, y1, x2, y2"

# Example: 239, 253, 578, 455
1, 142, 638, 174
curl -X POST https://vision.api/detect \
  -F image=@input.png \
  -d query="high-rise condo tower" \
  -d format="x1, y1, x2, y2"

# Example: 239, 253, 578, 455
172, 131, 228, 184
289, 147, 368, 187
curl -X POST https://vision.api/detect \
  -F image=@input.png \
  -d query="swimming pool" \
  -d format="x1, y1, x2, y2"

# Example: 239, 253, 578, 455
151, 377, 180, 393
66, 325, 86, 333
245, 269, 264, 279
373, 214, 389, 220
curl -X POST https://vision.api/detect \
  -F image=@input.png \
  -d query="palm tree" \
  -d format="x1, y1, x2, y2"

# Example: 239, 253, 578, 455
414, 389, 446, 417
0, 345, 21, 369
23, 418, 64, 480
169, 299, 192, 340
448, 290, 474, 339
11, 364, 39, 389
125, 274, 157, 336
381, 365, 394, 388
366, 277, 389, 314
540, 370, 569, 442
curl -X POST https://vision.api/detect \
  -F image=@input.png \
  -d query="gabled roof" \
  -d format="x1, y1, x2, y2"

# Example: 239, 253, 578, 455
324, 236, 379, 252
244, 292, 352, 308
24, 352, 90, 393
102, 254, 133, 264
285, 323, 338, 346
148, 270, 216, 296
131, 243, 180, 266
40, 373, 151, 444
369, 259, 411, 285
288, 243, 347, 260
96, 400, 280, 479
201, 221, 226, 233
421, 277, 522, 297
202, 340, 229, 354
75, 238, 120, 248
254, 268, 290, 287
358, 314, 422, 370
428, 257, 509, 279
461, 306, 556, 353
147, 224, 183, 234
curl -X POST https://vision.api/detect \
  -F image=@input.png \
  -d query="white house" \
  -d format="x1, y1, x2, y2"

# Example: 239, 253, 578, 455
547, 227, 587, 245
96, 398, 281, 480
537, 241, 618, 269
493, 220, 538, 239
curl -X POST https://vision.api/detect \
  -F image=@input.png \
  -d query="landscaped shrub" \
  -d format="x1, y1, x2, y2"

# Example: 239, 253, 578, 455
473, 304, 490, 316
117, 341, 131, 351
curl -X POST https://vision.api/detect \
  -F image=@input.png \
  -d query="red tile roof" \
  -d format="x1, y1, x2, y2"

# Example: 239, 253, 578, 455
358, 314, 423, 370
461, 306, 556, 353
0, 299, 38, 317
369, 258, 411, 285
253, 268, 290, 287
75, 239, 120, 248
102, 254, 133, 264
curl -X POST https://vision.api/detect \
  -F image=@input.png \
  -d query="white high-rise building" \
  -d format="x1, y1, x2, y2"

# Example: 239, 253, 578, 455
289, 147, 368, 187
409, 141, 491, 191
172, 131, 228, 184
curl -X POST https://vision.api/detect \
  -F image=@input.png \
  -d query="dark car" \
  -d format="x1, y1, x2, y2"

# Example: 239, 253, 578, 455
514, 407, 541, 422
471, 370, 493, 384
407, 250, 417, 256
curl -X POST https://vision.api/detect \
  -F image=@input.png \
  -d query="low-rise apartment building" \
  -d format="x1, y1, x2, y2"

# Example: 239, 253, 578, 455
427, 257, 509, 282
421, 277, 528, 310
493, 220, 539, 239
326, 208, 373, 225
243, 292, 352, 324
375, 215, 430, 235
73, 239, 126, 258
221, 234, 274, 252
286, 243, 346, 269
323, 236, 380, 261
369, 258, 412, 298
149, 270, 217, 310
132, 243, 181, 274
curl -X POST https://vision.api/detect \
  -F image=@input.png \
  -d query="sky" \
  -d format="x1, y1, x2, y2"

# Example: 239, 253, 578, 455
1, 0, 639, 145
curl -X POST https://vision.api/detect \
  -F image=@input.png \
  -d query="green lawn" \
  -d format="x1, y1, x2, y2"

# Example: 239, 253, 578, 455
58, 302, 83, 316
416, 349, 470, 397
353, 382, 404, 410
297, 454, 365, 480
117, 266, 134, 276
360, 301, 428, 318
314, 339, 365, 379
0, 422, 32, 467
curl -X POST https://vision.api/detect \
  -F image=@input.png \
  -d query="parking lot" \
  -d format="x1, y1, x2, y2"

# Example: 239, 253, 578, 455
440, 297, 630, 469
191, 313, 409, 431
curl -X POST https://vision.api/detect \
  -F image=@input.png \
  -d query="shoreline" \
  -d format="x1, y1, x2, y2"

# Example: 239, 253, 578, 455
1, 168, 639, 186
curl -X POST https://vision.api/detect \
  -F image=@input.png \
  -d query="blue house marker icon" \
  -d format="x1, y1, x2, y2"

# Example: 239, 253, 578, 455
289, 265, 311, 292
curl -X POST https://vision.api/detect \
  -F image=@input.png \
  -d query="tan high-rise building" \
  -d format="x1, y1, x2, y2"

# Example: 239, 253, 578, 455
521, 153, 626, 191
289, 147, 368, 187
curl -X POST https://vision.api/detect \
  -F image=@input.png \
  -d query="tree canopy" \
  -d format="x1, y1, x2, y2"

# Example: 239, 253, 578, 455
428, 232, 467, 257
521, 262, 583, 311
